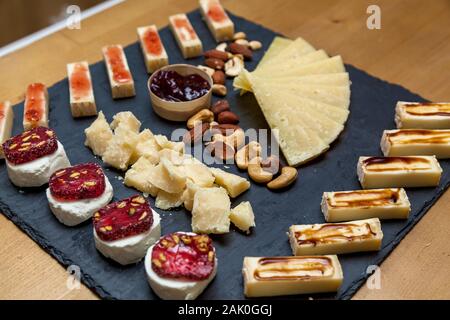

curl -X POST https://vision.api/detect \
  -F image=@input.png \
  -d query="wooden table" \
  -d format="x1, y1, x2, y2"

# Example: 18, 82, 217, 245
1, 0, 449, 300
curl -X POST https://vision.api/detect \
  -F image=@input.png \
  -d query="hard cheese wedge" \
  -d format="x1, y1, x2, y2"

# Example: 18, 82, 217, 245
257, 36, 292, 67
250, 83, 349, 166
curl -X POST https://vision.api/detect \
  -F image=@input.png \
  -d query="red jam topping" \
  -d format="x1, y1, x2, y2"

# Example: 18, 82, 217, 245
207, 2, 227, 23
2, 127, 58, 165
174, 18, 196, 41
150, 70, 210, 102
70, 63, 91, 100
49, 163, 106, 201
151, 232, 215, 281
143, 28, 163, 56
24, 83, 46, 125
93, 195, 153, 242
105, 46, 132, 84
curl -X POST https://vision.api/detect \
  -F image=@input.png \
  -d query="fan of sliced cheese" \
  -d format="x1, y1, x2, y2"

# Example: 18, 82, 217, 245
233, 36, 351, 166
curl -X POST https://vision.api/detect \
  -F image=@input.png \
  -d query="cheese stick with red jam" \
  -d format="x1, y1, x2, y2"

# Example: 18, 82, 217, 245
67, 61, 97, 117
169, 14, 203, 59
23, 83, 48, 130
288, 218, 383, 256
243, 256, 343, 297
199, 0, 234, 42
137, 25, 168, 73
102, 45, 136, 99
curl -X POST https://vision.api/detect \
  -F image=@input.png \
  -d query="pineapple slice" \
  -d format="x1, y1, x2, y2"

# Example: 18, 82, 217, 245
230, 201, 255, 234
110, 111, 141, 133
156, 190, 184, 210
209, 167, 250, 198
124, 156, 159, 197
84, 111, 113, 156
192, 187, 230, 234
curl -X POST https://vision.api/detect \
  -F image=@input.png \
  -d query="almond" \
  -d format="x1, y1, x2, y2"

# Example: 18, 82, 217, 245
211, 100, 230, 115
217, 111, 240, 125
228, 43, 252, 60
204, 49, 229, 62
205, 58, 225, 70
212, 70, 226, 85
210, 123, 240, 136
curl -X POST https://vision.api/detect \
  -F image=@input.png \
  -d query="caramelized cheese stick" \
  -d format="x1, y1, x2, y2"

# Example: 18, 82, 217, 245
357, 156, 442, 189
243, 256, 343, 297
169, 14, 203, 59
288, 218, 383, 256
23, 83, 48, 130
381, 129, 450, 159
67, 61, 97, 117
0, 101, 14, 158
102, 45, 135, 99
322, 188, 410, 222
199, 0, 234, 42
137, 25, 168, 73
395, 101, 450, 129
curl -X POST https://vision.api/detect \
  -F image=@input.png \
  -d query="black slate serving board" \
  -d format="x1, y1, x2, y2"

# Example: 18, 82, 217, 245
1, 10, 448, 300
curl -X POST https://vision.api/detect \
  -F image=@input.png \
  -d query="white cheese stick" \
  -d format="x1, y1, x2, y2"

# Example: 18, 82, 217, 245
0, 101, 14, 158
169, 14, 203, 59
395, 101, 450, 129
137, 25, 169, 73
199, 0, 234, 42
243, 256, 343, 297
288, 218, 383, 256
357, 156, 442, 189
67, 61, 97, 117
102, 45, 135, 99
23, 83, 48, 130
381, 129, 450, 159
321, 188, 410, 222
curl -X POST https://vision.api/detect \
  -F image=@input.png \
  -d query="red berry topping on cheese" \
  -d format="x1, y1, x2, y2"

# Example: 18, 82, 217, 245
93, 195, 153, 241
151, 232, 215, 281
2, 127, 58, 165
49, 163, 106, 201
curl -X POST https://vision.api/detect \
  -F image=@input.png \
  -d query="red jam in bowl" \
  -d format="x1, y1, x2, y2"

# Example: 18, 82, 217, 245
2, 127, 58, 165
93, 195, 153, 242
150, 70, 210, 102
49, 163, 106, 201
151, 232, 215, 281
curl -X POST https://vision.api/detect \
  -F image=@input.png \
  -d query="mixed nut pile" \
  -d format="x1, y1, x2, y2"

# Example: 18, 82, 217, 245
198, 31, 262, 97
183, 100, 298, 190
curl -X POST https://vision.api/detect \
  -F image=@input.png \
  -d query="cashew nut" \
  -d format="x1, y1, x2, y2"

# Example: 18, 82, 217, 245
187, 109, 214, 129
248, 157, 273, 184
206, 140, 235, 161
267, 167, 298, 190
261, 155, 280, 175
212, 84, 227, 96
197, 65, 215, 77
249, 40, 262, 51
233, 31, 247, 40
235, 141, 261, 170
213, 128, 245, 149
216, 43, 227, 52
235, 39, 249, 47
225, 56, 244, 77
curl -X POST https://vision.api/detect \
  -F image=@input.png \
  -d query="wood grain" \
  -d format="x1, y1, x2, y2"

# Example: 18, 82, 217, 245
0, 0, 449, 300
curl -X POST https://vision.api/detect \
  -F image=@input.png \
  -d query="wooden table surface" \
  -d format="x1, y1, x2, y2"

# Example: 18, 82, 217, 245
1, 0, 449, 300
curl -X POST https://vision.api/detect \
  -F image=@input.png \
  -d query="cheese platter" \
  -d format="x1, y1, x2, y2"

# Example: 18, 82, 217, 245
0, 6, 449, 300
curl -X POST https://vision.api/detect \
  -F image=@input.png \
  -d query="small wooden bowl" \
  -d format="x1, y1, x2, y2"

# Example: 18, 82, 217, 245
147, 64, 213, 122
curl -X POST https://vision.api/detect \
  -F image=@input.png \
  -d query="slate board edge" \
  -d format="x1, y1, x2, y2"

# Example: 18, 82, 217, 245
0, 9, 442, 300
